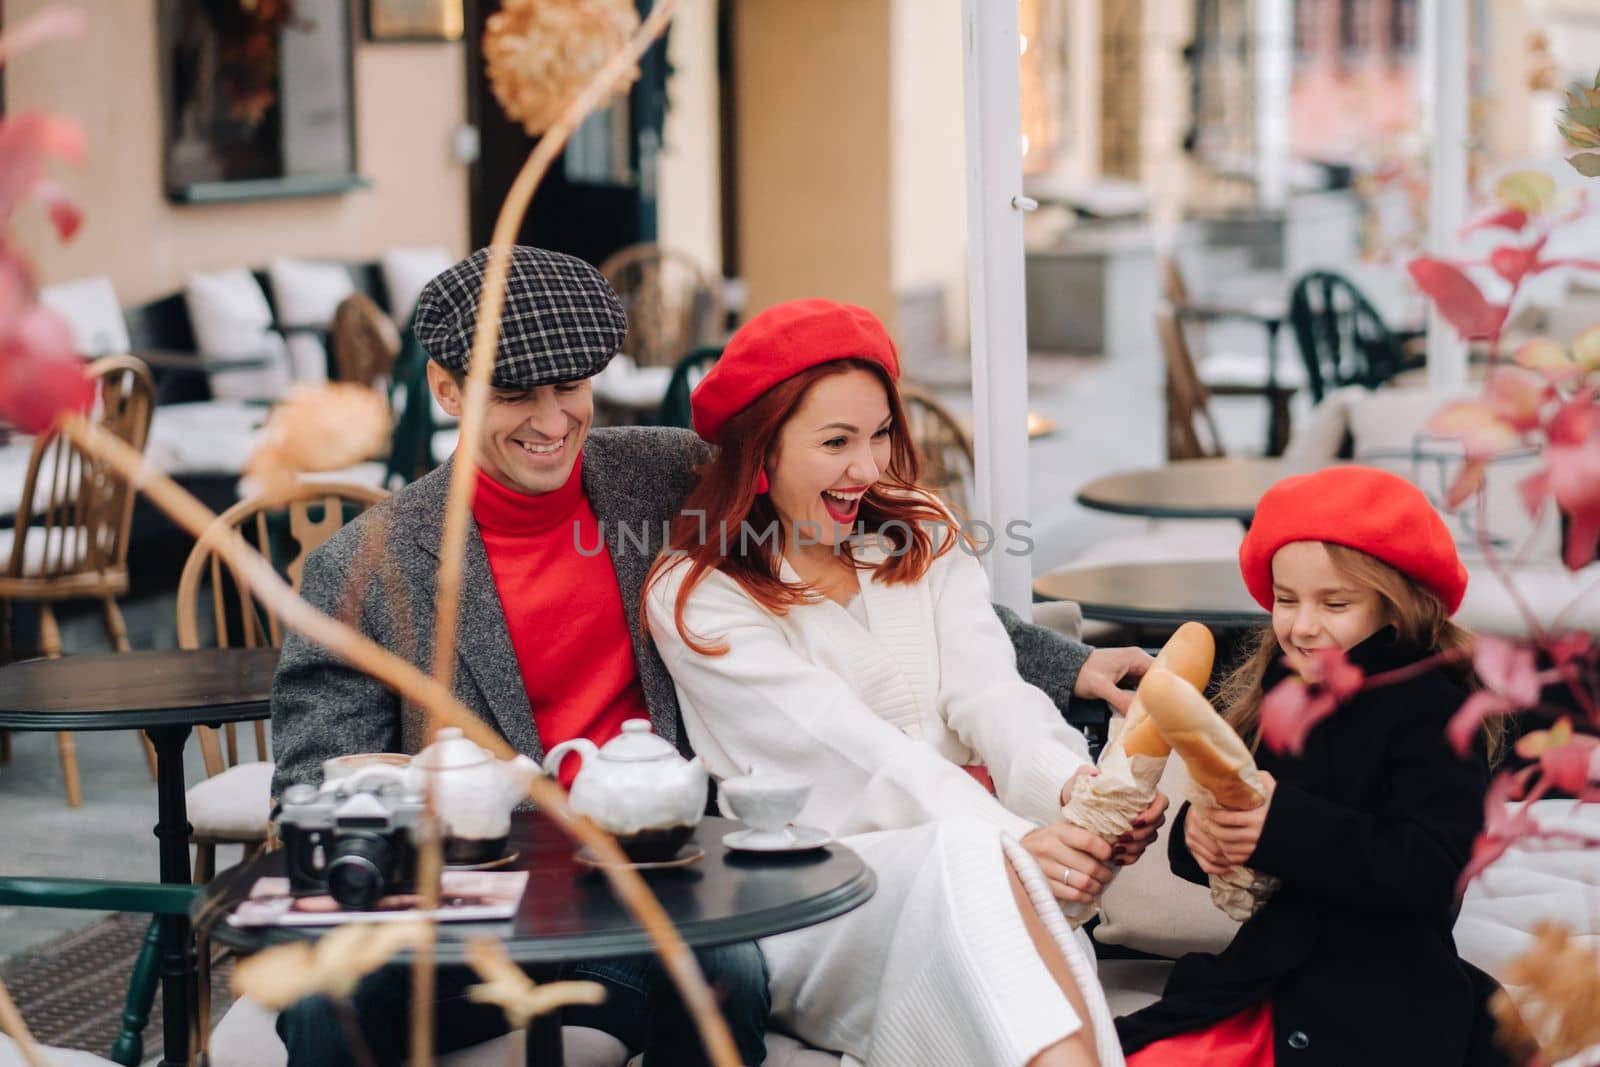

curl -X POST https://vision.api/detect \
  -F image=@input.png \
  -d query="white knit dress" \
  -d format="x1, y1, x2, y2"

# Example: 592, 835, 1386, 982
645, 536, 1125, 1067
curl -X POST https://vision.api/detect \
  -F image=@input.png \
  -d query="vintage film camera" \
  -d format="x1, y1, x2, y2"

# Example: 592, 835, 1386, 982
278, 770, 425, 909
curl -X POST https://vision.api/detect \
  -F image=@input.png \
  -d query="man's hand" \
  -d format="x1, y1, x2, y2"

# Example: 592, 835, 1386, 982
1072, 646, 1154, 713
1185, 771, 1277, 874
1020, 822, 1116, 906
1110, 790, 1169, 866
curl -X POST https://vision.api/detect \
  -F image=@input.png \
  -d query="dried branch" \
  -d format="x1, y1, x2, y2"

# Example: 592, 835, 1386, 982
429, 0, 679, 689
0, 978, 49, 1067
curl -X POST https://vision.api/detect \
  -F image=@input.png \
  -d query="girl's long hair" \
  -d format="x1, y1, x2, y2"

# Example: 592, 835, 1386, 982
644, 358, 957, 655
1216, 542, 1501, 760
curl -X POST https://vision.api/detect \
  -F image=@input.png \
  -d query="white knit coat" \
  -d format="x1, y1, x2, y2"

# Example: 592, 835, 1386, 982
645, 535, 1125, 1067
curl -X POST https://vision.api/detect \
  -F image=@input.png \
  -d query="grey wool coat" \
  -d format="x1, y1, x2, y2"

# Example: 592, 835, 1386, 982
270, 426, 1093, 799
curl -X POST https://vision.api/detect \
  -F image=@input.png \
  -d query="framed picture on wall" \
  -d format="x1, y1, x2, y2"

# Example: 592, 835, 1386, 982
159, 0, 365, 202
366, 0, 464, 42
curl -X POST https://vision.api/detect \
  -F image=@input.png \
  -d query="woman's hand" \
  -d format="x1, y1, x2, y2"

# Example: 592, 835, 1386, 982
1185, 771, 1277, 874
1020, 822, 1116, 905
1111, 791, 1169, 866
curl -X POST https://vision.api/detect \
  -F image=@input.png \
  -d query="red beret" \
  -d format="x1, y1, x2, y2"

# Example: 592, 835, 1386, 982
692, 299, 899, 444
1239, 466, 1468, 614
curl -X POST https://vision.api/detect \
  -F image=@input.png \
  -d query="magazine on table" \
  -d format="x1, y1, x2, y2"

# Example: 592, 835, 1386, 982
226, 872, 529, 927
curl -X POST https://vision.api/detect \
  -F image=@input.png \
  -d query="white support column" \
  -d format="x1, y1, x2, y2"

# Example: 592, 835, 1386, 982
1253, 0, 1293, 211
961, 0, 1032, 614
1424, 0, 1470, 393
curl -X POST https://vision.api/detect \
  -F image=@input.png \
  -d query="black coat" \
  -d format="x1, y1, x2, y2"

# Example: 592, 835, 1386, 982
1115, 630, 1511, 1067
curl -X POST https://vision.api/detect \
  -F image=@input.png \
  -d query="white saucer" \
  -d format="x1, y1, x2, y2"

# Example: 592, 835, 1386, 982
722, 825, 832, 853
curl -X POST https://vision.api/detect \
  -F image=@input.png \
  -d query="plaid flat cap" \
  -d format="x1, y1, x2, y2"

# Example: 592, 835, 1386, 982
412, 246, 627, 388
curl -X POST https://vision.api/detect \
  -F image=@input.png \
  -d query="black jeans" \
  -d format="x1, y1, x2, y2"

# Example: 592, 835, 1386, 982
275, 942, 770, 1067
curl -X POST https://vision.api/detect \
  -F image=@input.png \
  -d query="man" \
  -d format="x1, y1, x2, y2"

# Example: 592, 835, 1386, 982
271, 246, 1162, 1066
271, 247, 769, 1067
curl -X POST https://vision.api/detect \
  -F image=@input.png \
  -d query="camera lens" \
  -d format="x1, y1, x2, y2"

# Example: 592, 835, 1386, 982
325, 832, 396, 910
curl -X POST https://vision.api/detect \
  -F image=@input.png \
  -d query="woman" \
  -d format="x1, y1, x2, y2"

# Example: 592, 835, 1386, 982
644, 299, 1164, 1067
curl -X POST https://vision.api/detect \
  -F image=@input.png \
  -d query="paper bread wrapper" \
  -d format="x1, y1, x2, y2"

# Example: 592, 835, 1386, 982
1186, 772, 1282, 921
1057, 624, 1215, 924
1136, 666, 1281, 921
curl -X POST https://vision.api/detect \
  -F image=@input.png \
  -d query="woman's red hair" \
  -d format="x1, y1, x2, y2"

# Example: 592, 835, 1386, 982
645, 359, 958, 655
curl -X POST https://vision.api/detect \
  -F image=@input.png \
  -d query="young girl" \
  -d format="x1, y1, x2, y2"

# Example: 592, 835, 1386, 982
644, 298, 1167, 1067
1117, 465, 1509, 1067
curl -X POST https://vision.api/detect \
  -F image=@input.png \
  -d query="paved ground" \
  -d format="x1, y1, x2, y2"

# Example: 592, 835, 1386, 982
0, 261, 1277, 963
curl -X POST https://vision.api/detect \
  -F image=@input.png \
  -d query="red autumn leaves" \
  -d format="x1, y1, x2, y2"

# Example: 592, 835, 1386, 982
1413, 170, 1600, 572
0, 7, 92, 435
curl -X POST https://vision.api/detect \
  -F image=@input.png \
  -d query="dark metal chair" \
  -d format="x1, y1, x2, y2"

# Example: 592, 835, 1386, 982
1288, 270, 1423, 403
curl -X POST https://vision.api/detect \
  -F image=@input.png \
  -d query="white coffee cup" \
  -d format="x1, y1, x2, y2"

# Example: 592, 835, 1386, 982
717, 772, 812, 835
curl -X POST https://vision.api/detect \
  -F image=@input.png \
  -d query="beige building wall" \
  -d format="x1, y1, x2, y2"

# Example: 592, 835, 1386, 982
733, 0, 895, 329
890, 0, 969, 345
6, 0, 470, 306
658, 0, 723, 279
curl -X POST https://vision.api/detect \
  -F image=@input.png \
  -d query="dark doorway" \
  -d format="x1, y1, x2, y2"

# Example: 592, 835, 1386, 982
463, 0, 670, 267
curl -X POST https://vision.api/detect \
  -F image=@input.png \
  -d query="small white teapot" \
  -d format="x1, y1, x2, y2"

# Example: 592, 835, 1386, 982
543, 720, 708, 862
408, 727, 540, 865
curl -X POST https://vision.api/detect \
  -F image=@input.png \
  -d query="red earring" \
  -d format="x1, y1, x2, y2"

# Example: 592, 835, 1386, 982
755, 470, 770, 495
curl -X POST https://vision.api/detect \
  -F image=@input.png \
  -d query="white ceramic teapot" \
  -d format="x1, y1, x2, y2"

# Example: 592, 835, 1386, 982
543, 720, 708, 862
408, 727, 540, 865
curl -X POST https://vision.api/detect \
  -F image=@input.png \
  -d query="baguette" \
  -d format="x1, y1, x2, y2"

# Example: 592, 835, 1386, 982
1121, 621, 1216, 756
1137, 667, 1266, 811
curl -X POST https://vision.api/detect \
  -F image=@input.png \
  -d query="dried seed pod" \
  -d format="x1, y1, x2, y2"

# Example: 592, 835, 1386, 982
483, 0, 639, 137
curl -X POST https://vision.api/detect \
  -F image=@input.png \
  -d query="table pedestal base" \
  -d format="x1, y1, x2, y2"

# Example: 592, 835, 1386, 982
149, 724, 195, 1067
525, 964, 562, 1066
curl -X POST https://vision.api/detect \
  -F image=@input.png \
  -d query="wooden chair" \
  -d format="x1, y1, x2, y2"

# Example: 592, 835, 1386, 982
900, 385, 976, 514
330, 292, 401, 388
176, 480, 386, 1053
176, 480, 388, 827
599, 243, 725, 369
0, 355, 156, 806
1161, 255, 1297, 454
1158, 304, 1227, 461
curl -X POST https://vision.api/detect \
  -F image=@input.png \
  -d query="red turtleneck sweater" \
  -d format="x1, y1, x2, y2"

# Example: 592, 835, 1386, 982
471, 458, 647, 787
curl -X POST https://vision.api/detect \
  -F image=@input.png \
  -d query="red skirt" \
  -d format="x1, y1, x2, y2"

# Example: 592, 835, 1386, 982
1125, 1001, 1275, 1067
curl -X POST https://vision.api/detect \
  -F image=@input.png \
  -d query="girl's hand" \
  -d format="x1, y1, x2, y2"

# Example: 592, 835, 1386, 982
1196, 771, 1278, 869
1184, 805, 1234, 876
1021, 822, 1115, 905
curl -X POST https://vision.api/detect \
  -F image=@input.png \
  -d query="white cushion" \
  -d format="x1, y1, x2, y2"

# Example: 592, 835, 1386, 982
1096, 958, 1173, 1018
38, 276, 131, 357
0, 439, 32, 519
1456, 562, 1600, 640
1197, 350, 1306, 390
1455, 799, 1600, 985
1063, 519, 1244, 570
593, 356, 673, 409
0, 1034, 117, 1066
1093, 720, 1242, 959
1281, 385, 1564, 563
185, 269, 293, 403
0, 525, 100, 577
187, 761, 274, 840
266, 259, 356, 386
147, 400, 267, 478
381, 246, 455, 325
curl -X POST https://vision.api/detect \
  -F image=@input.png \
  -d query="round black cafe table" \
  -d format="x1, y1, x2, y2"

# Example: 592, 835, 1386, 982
202, 813, 875, 1067
0, 646, 279, 1067
1032, 558, 1268, 631
1075, 457, 1283, 525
